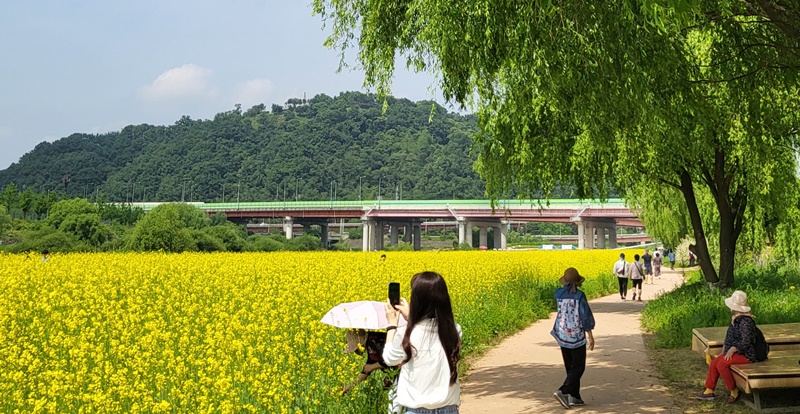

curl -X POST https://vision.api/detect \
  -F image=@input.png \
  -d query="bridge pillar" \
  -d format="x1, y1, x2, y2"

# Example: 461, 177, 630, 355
608, 224, 618, 248
597, 226, 606, 249
494, 221, 508, 250
412, 222, 421, 251
458, 219, 471, 246
389, 224, 399, 246
403, 223, 412, 243
479, 227, 488, 248
320, 223, 329, 249
375, 221, 385, 251
584, 222, 594, 249
577, 222, 585, 250
283, 217, 294, 240
362, 219, 372, 251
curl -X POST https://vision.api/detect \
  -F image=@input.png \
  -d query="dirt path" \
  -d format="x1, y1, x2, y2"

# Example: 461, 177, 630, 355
460, 268, 685, 413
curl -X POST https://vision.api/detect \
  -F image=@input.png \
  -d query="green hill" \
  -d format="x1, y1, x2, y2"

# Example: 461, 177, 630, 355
0, 92, 487, 202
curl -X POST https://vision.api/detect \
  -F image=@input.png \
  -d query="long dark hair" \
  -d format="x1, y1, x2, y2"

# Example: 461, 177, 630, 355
401, 271, 461, 385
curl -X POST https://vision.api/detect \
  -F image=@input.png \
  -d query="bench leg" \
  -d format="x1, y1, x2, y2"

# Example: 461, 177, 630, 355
753, 390, 762, 411
741, 389, 763, 412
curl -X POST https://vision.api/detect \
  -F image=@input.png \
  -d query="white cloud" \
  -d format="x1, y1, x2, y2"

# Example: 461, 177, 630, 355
233, 78, 276, 108
140, 64, 214, 101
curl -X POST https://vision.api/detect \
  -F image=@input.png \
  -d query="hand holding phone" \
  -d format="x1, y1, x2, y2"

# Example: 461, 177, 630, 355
388, 282, 400, 308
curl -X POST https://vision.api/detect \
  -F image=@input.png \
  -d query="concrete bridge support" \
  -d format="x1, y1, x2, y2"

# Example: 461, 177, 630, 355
374, 220, 385, 251
608, 225, 618, 248
389, 224, 399, 246
479, 227, 488, 248
320, 223, 329, 248
494, 221, 508, 250
283, 217, 294, 240
575, 219, 618, 249
285, 217, 332, 248
457, 219, 471, 246
412, 222, 422, 251
362, 219, 372, 251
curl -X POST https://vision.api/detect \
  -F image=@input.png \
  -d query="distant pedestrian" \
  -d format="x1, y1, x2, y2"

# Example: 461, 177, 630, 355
668, 250, 675, 270
642, 249, 653, 285
41, 250, 50, 263
627, 254, 645, 301
613, 253, 628, 300
689, 250, 696, 267
653, 252, 663, 280
551, 267, 595, 409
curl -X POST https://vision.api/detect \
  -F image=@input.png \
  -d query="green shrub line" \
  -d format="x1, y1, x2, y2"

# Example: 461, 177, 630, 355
641, 266, 800, 349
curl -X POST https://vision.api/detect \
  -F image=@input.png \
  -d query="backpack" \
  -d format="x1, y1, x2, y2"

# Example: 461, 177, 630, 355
753, 326, 770, 362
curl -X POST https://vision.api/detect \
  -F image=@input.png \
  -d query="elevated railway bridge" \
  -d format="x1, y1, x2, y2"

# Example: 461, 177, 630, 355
133, 199, 645, 251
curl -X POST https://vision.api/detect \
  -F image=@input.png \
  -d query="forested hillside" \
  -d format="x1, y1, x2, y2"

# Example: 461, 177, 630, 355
0, 92, 490, 202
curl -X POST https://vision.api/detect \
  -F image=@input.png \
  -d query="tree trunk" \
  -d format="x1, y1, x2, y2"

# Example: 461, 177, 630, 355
678, 169, 719, 283
717, 210, 737, 288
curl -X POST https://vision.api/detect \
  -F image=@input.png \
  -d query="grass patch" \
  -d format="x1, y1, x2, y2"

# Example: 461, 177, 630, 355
644, 334, 754, 413
642, 266, 800, 348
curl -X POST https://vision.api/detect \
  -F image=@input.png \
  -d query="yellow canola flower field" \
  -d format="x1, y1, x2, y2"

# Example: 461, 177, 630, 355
0, 249, 638, 413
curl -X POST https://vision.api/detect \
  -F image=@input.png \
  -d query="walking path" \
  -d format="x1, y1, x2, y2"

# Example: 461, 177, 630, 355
461, 268, 685, 413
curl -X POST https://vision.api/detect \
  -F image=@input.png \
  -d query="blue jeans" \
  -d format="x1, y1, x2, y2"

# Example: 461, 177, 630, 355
403, 405, 459, 414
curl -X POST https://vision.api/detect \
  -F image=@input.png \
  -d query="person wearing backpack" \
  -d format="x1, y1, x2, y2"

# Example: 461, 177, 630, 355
551, 267, 595, 409
696, 290, 763, 405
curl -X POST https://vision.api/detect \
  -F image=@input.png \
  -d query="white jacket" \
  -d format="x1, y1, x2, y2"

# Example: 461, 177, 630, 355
383, 319, 461, 409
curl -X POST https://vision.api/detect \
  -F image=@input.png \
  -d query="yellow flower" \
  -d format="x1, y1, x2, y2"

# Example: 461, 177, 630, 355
0, 249, 634, 412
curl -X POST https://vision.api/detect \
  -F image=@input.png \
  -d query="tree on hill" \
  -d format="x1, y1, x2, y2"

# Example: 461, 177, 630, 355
0, 92, 494, 203
313, 1, 800, 287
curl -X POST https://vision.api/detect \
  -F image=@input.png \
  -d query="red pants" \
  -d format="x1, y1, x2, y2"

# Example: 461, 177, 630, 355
705, 354, 750, 391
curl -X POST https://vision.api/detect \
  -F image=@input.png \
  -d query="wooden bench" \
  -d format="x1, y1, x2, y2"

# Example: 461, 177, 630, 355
692, 322, 800, 358
731, 350, 800, 413
691, 323, 800, 413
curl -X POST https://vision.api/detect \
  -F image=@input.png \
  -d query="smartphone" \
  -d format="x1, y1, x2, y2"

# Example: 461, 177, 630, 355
388, 282, 400, 308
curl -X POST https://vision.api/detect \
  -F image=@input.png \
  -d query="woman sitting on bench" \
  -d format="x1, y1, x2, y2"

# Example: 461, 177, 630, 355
696, 290, 758, 405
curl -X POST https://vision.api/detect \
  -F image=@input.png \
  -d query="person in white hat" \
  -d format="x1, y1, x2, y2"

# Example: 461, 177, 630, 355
695, 290, 758, 405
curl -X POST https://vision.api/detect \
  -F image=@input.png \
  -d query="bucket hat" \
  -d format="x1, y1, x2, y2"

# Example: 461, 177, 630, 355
559, 267, 585, 285
724, 290, 751, 313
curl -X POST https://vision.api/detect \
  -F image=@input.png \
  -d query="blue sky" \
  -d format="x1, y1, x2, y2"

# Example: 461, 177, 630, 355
0, 1, 443, 170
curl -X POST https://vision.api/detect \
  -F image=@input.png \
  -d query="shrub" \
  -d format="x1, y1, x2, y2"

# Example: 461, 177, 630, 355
286, 235, 322, 251
642, 266, 800, 348
191, 229, 226, 252
203, 225, 247, 252
248, 235, 286, 252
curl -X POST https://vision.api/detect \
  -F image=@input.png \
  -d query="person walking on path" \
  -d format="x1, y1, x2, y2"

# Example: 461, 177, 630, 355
642, 249, 653, 285
551, 268, 595, 409
653, 252, 663, 281
668, 250, 675, 270
627, 254, 645, 301
459, 267, 684, 413
613, 253, 629, 300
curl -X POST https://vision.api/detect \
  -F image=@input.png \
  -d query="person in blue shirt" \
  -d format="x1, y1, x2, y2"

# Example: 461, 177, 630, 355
551, 267, 595, 409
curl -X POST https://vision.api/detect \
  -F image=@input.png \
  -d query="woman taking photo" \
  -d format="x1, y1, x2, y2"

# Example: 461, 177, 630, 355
383, 271, 462, 414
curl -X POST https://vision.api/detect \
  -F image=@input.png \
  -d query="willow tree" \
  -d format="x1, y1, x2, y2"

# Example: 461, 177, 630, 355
314, 1, 800, 287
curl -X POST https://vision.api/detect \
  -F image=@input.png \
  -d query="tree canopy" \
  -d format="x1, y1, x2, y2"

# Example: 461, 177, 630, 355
314, 0, 800, 287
